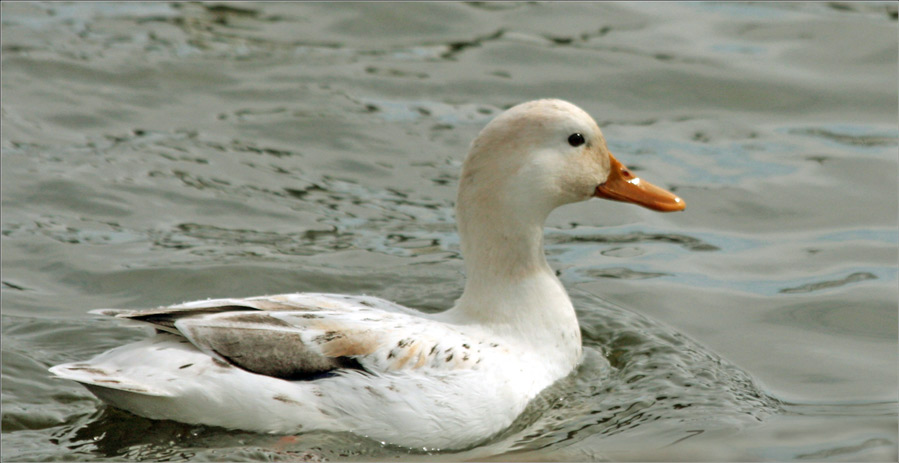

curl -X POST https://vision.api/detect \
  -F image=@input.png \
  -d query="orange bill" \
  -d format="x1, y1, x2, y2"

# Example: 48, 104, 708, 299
594, 154, 685, 212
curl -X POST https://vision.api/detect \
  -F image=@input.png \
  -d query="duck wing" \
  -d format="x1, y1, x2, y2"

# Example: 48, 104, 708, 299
87, 293, 492, 381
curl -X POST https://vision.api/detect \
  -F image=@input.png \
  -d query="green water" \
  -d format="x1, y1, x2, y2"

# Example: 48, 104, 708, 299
2, 2, 897, 461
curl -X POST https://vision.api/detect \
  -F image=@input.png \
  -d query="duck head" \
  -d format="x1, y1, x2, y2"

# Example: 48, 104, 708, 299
457, 99, 684, 229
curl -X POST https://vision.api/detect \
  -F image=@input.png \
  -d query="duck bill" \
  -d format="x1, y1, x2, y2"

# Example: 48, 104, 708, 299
594, 154, 685, 212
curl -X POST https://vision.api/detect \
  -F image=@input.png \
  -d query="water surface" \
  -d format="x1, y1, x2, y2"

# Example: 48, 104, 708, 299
2, 2, 897, 461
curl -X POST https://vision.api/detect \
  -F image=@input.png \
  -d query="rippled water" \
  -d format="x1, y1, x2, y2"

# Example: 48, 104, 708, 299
2, 2, 897, 461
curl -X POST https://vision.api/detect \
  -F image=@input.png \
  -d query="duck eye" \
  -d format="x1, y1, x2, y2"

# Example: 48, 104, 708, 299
567, 133, 586, 147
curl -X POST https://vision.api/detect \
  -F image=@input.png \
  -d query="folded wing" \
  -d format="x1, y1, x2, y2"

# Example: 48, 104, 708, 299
87, 293, 496, 381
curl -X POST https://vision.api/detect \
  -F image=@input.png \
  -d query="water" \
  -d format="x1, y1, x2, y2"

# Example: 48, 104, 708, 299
2, 2, 896, 461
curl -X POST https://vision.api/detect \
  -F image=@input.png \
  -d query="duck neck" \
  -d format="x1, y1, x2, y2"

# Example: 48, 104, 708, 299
457, 212, 554, 299
447, 192, 582, 368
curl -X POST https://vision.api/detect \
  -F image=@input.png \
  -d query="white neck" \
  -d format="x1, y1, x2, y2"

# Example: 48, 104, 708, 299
442, 185, 582, 372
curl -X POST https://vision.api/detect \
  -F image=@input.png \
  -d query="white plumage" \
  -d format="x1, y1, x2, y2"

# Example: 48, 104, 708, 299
50, 99, 684, 449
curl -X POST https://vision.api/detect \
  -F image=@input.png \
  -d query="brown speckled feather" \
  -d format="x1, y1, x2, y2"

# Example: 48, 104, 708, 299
91, 293, 501, 380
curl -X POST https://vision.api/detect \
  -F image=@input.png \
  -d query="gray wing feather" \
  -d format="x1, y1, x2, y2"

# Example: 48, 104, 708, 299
89, 295, 391, 379
174, 313, 359, 379
89, 293, 490, 380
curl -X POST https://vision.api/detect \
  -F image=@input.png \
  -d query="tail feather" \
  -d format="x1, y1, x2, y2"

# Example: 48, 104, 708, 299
89, 308, 136, 317
49, 363, 174, 397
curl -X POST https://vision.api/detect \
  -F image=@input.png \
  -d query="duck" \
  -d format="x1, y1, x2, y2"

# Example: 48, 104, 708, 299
49, 99, 685, 450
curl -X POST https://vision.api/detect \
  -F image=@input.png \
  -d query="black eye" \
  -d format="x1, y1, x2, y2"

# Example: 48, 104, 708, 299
567, 133, 585, 147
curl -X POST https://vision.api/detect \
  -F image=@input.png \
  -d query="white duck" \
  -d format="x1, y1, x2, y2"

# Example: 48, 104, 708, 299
50, 99, 684, 450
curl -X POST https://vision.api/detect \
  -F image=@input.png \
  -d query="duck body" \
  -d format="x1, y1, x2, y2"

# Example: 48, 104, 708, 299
56, 294, 562, 449
50, 99, 684, 449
